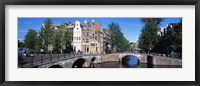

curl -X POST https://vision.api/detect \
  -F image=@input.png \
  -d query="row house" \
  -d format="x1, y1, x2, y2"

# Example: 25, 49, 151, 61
68, 20, 104, 54
42, 20, 105, 54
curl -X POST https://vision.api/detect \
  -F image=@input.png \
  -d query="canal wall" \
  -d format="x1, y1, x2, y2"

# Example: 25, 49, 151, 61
147, 55, 182, 65
92, 53, 182, 66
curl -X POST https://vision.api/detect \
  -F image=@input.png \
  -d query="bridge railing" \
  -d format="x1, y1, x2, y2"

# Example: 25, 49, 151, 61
18, 52, 100, 68
18, 51, 180, 68
18, 52, 142, 68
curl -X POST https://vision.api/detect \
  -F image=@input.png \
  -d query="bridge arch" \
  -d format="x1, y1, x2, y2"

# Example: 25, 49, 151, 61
72, 58, 86, 68
48, 64, 63, 68
121, 55, 140, 67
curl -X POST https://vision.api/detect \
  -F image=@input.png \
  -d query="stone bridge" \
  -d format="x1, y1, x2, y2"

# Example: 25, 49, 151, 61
38, 53, 182, 68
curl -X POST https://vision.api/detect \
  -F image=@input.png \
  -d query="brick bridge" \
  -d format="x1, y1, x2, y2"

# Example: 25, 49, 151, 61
37, 53, 182, 68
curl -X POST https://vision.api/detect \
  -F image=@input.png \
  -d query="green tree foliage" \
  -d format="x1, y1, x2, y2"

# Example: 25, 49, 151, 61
38, 18, 54, 51
138, 18, 164, 53
24, 29, 38, 50
52, 23, 71, 53
60, 24, 71, 49
18, 40, 25, 48
156, 21, 182, 55
53, 28, 62, 52
108, 22, 130, 52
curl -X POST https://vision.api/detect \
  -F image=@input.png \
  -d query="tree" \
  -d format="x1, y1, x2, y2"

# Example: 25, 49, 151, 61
52, 23, 71, 53
24, 29, 38, 50
156, 20, 182, 56
18, 40, 24, 48
108, 22, 130, 52
38, 18, 54, 52
60, 24, 71, 51
53, 28, 62, 53
138, 18, 164, 53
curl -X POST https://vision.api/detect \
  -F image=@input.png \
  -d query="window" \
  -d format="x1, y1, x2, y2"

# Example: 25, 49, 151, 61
95, 36, 97, 40
86, 39, 89, 43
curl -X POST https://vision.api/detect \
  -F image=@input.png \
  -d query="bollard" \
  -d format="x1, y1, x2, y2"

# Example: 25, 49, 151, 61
64, 53, 65, 58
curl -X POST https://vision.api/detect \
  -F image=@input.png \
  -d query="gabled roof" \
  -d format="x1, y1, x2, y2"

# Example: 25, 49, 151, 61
95, 23, 102, 32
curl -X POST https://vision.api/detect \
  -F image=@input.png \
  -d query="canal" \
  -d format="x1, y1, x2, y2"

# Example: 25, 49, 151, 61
87, 55, 182, 68
91, 61, 182, 68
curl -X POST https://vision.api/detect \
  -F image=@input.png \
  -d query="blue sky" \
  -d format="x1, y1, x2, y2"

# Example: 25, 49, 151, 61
18, 18, 181, 43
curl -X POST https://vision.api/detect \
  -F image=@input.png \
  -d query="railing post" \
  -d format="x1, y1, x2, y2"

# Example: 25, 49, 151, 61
57, 54, 59, 60
21, 58, 23, 68
41, 56, 43, 63
50, 54, 52, 61
31, 57, 33, 66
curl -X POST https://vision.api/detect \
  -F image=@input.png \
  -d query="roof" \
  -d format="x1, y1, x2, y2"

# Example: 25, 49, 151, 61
95, 23, 102, 32
51, 25, 59, 30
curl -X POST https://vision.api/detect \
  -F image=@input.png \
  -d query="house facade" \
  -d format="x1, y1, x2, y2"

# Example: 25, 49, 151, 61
42, 20, 104, 54
73, 21, 82, 52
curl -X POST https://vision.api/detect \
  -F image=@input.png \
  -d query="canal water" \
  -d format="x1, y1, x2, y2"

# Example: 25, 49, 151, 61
90, 55, 182, 68
92, 61, 182, 68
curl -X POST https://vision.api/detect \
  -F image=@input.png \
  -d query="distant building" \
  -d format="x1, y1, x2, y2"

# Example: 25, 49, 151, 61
157, 23, 180, 37
157, 28, 162, 36
130, 42, 140, 52
64, 22, 74, 42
